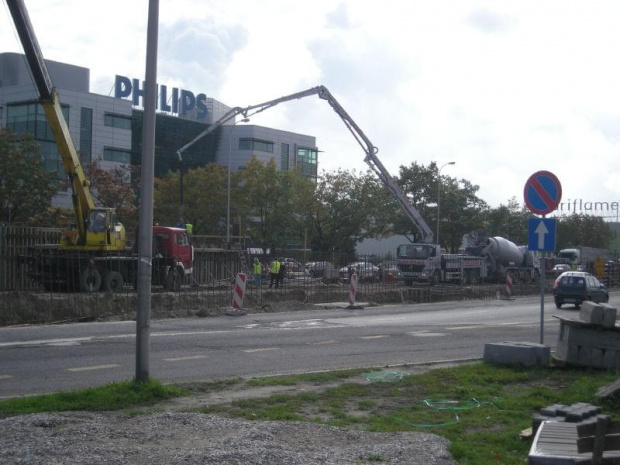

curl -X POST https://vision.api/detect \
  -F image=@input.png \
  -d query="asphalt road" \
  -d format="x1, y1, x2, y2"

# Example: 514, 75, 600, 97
1, 292, 616, 398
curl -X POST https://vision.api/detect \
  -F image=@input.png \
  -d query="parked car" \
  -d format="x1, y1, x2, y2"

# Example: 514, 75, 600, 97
306, 261, 335, 278
551, 264, 571, 276
553, 271, 609, 309
282, 258, 303, 272
338, 262, 379, 282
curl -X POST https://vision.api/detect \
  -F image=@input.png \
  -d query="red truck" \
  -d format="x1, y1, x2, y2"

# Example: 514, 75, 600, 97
28, 226, 194, 292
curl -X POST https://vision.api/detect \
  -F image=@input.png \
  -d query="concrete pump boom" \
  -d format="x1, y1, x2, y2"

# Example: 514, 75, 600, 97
177, 85, 435, 243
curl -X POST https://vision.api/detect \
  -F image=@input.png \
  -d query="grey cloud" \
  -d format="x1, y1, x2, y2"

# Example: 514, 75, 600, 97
465, 8, 516, 34
159, 19, 248, 93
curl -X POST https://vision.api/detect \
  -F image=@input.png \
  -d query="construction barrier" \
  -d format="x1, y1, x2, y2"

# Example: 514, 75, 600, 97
505, 273, 513, 299
232, 273, 247, 310
347, 273, 358, 306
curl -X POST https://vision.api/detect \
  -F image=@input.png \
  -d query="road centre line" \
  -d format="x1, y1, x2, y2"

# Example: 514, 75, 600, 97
0, 375, 13, 380
308, 340, 338, 345
67, 364, 120, 372
243, 348, 279, 353
360, 335, 389, 339
163, 355, 208, 362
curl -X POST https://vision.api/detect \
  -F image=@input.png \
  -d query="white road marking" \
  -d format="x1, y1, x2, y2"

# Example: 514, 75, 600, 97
163, 355, 208, 362
0, 337, 93, 348
308, 340, 338, 345
67, 364, 120, 372
243, 348, 279, 353
407, 331, 448, 337
0, 375, 13, 380
360, 335, 389, 339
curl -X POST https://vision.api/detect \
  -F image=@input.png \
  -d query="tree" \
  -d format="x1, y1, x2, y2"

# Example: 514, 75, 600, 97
556, 214, 613, 250
483, 197, 530, 245
395, 161, 487, 251
239, 157, 315, 250
154, 164, 228, 235
307, 169, 395, 252
84, 161, 139, 232
0, 128, 56, 224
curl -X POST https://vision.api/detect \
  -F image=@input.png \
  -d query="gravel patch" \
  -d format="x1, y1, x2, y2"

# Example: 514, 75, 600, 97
1, 411, 456, 464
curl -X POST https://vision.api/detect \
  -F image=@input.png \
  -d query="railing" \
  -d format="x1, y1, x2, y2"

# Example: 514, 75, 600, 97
2, 226, 619, 326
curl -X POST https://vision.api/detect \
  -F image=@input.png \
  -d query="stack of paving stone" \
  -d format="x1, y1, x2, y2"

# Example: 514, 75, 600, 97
532, 402, 602, 434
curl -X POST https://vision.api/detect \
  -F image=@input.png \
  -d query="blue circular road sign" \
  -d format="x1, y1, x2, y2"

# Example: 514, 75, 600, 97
523, 170, 562, 215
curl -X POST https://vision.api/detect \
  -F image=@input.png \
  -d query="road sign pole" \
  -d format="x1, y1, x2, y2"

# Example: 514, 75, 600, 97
540, 256, 545, 345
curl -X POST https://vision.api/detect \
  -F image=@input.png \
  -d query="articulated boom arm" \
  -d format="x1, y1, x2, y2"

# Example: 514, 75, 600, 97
177, 85, 434, 243
7, 0, 97, 243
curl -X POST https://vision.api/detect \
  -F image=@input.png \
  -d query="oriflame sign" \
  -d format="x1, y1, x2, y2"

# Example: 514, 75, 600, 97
114, 75, 208, 119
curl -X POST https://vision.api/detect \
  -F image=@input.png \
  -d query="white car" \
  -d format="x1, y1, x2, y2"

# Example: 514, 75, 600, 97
339, 262, 379, 282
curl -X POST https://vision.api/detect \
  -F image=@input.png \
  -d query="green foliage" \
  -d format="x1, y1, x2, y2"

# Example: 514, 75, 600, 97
0, 128, 56, 224
557, 213, 614, 250
395, 161, 487, 250
0, 379, 186, 415
84, 161, 139, 232
154, 164, 228, 234
482, 196, 530, 244
310, 169, 395, 252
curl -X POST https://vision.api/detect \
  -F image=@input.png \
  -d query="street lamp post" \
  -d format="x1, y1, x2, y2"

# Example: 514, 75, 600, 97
436, 161, 455, 250
227, 118, 250, 246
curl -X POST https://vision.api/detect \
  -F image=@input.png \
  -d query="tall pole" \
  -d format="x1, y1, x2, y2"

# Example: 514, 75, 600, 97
226, 118, 249, 247
136, 0, 159, 382
436, 161, 455, 249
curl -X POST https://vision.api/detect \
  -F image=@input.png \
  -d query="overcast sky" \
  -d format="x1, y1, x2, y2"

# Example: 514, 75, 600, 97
2, 0, 619, 214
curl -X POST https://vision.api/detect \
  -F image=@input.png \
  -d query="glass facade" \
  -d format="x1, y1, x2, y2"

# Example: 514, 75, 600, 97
281, 143, 289, 170
131, 110, 222, 178
104, 113, 132, 130
239, 138, 274, 153
79, 107, 93, 163
103, 147, 131, 163
296, 147, 318, 180
6, 101, 70, 178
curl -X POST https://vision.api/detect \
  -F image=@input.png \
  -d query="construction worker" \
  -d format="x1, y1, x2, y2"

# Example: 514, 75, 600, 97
269, 257, 281, 288
185, 222, 193, 234
252, 258, 262, 287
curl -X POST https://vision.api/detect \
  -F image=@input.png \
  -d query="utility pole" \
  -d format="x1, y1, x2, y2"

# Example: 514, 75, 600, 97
135, 0, 159, 383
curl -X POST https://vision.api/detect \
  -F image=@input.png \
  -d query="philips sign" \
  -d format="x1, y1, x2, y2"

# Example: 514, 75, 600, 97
114, 75, 208, 119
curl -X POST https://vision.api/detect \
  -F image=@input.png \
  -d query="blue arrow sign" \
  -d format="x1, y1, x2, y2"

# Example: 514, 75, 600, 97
528, 218, 556, 252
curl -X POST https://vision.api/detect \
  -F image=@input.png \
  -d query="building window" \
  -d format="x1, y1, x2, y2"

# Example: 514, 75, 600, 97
80, 108, 93, 163
6, 101, 70, 176
296, 147, 318, 179
239, 138, 274, 153
281, 143, 289, 170
103, 147, 131, 163
104, 113, 132, 130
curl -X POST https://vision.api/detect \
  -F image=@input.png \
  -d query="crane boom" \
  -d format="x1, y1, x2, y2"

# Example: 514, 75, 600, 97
178, 85, 434, 243
7, 0, 123, 250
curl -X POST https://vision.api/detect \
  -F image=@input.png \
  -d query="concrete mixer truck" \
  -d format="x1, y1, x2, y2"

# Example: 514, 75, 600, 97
478, 236, 540, 283
397, 235, 540, 286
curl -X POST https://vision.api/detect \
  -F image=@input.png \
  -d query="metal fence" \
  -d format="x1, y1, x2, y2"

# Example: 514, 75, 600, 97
1, 225, 619, 326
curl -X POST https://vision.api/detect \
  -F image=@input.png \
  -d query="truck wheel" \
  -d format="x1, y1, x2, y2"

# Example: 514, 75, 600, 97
462, 270, 471, 286
165, 267, 182, 292
430, 270, 441, 286
555, 298, 562, 309
103, 271, 124, 292
80, 268, 101, 292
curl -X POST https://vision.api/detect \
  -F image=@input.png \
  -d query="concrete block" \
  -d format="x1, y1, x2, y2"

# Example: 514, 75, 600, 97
483, 341, 550, 367
591, 348, 605, 368
601, 303, 618, 328
577, 346, 593, 365
603, 348, 616, 368
580, 301, 603, 325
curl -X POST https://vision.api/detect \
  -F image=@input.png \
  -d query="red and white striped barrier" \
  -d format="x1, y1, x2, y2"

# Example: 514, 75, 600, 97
347, 273, 358, 306
231, 273, 247, 310
505, 273, 513, 299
